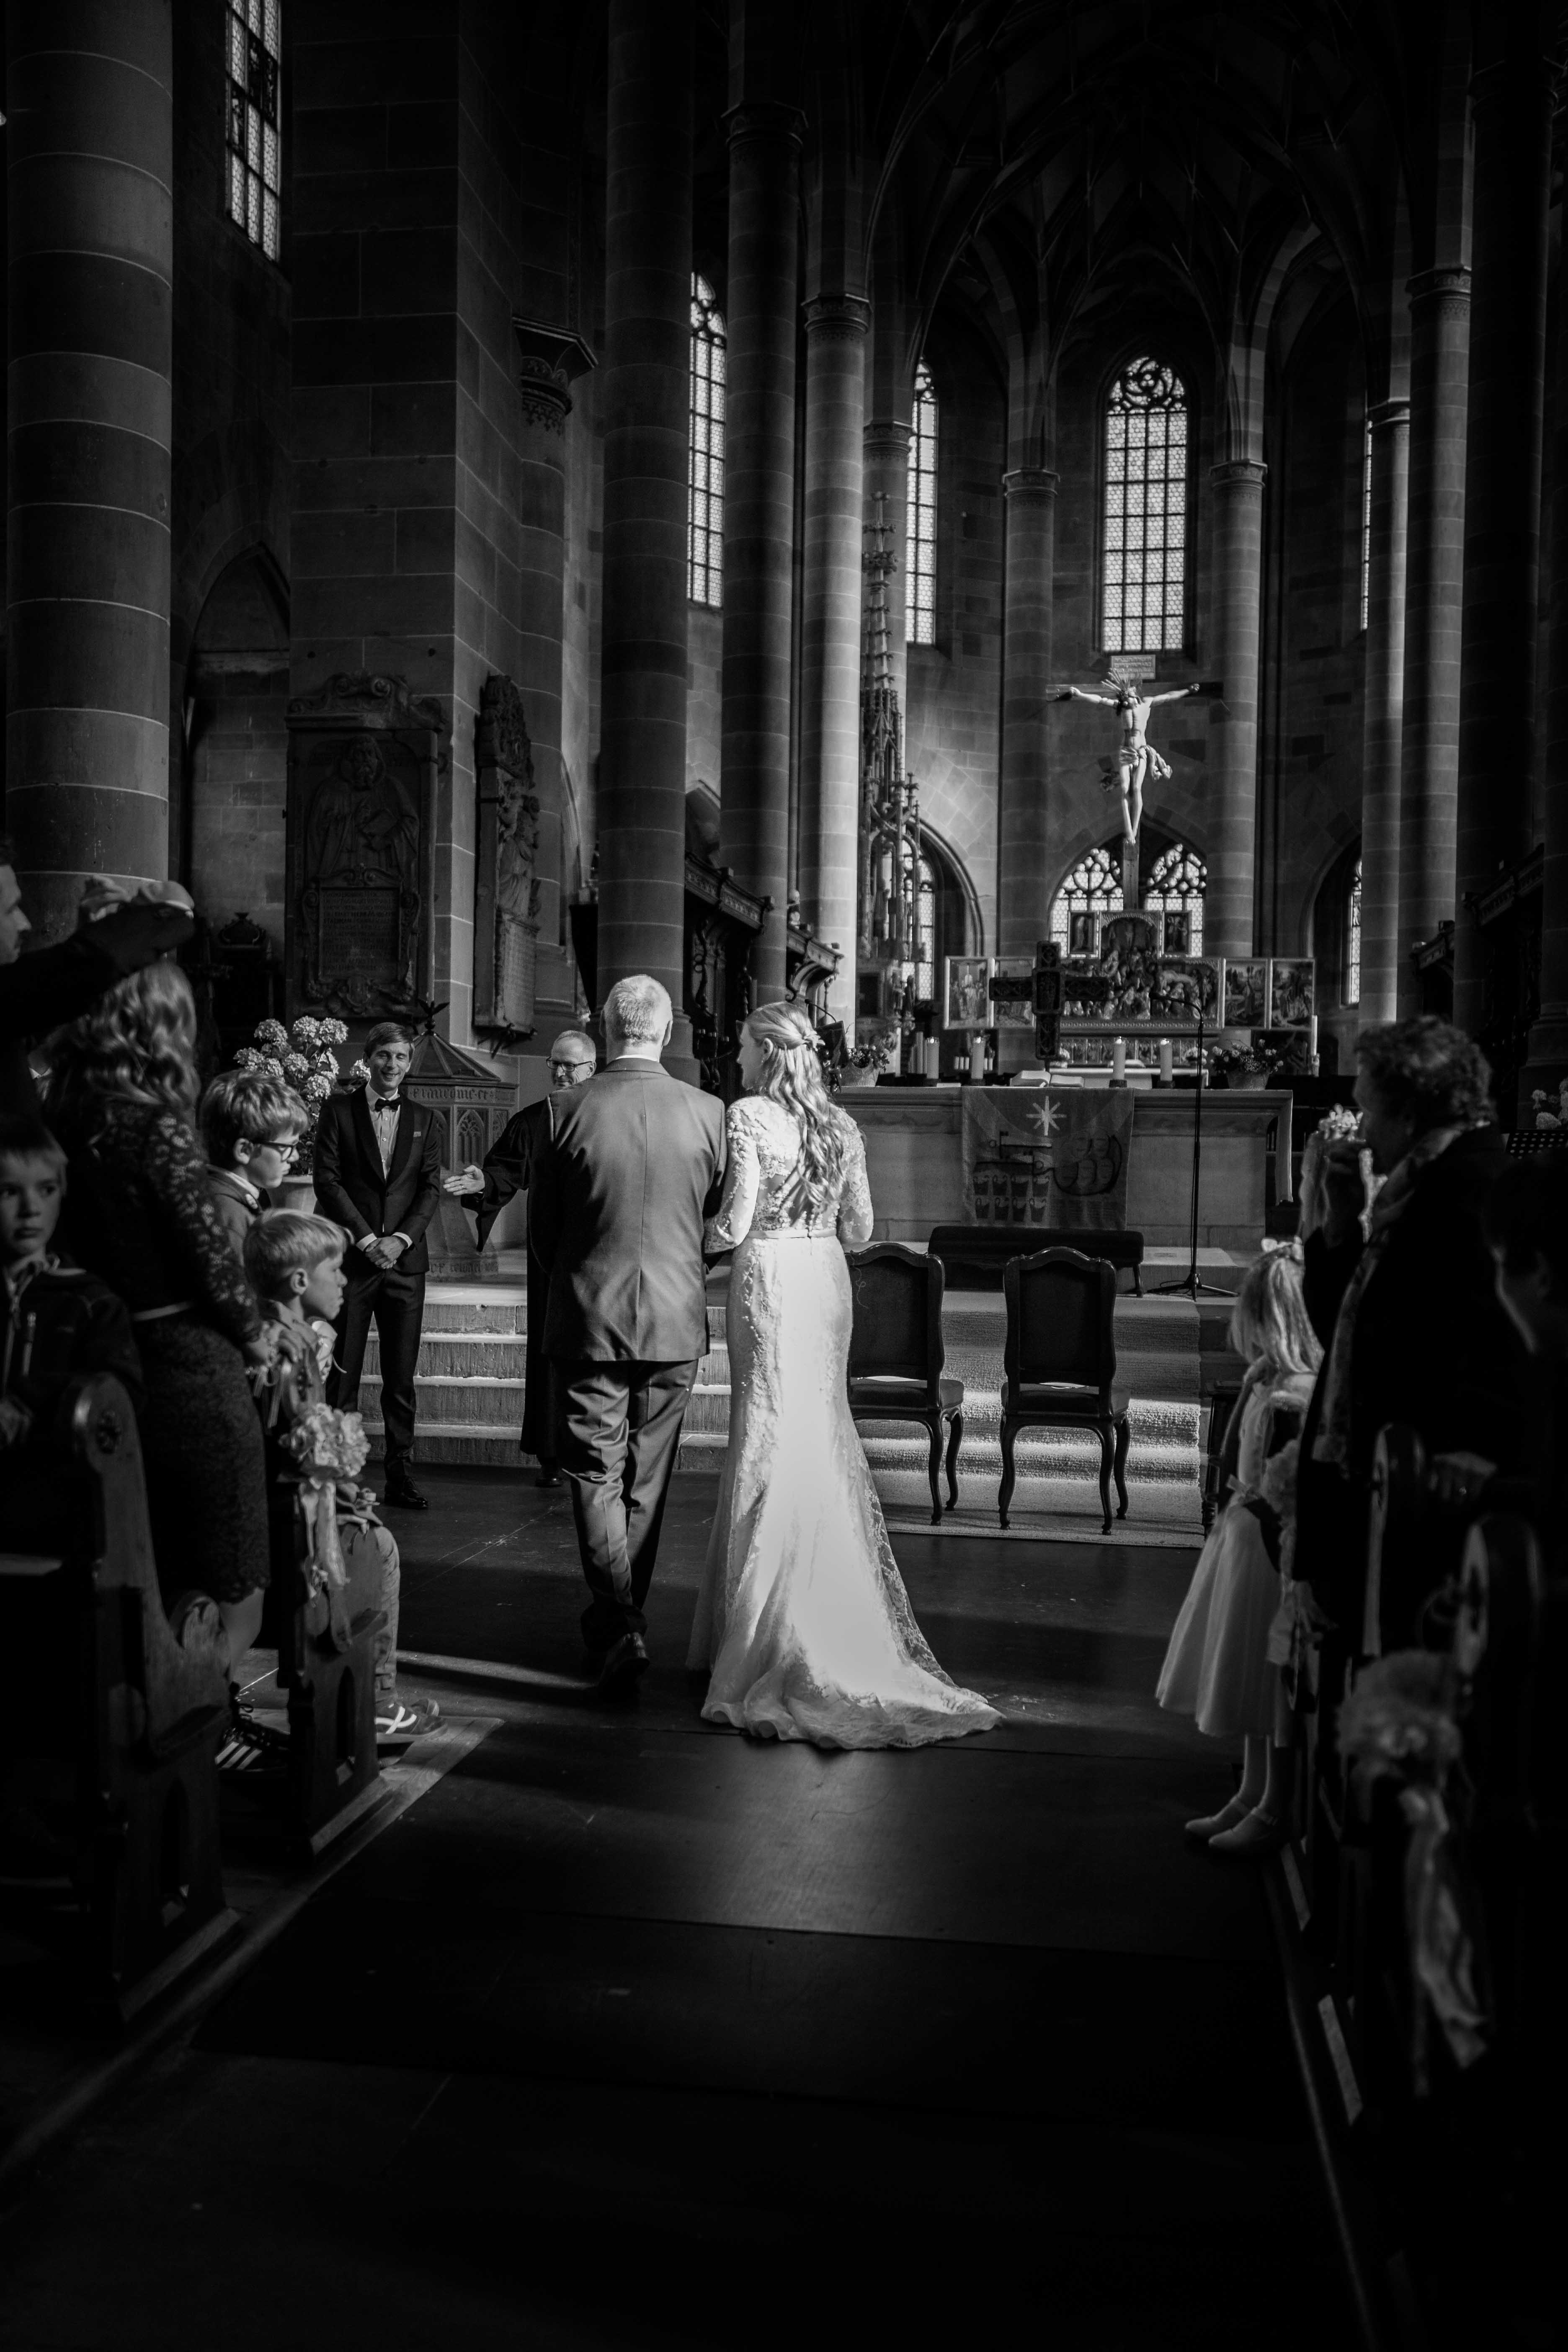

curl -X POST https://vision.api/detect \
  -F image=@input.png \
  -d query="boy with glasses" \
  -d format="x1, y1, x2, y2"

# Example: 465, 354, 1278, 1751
200, 1070, 309, 1262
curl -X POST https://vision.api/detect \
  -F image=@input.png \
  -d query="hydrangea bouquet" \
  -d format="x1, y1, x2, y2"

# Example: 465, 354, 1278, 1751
234, 1015, 350, 1171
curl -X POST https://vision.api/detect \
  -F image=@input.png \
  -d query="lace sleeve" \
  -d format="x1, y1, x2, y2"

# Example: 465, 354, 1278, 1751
704, 1101, 761, 1253
836, 1119, 874, 1248
144, 1113, 262, 1347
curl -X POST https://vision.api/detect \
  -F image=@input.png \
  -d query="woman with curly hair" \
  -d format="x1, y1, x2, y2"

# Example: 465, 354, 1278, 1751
689, 998, 1000, 1748
44, 958, 274, 1673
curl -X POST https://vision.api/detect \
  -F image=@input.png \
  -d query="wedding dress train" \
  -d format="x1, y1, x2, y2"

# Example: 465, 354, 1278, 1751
688, 1095, 1001, 1749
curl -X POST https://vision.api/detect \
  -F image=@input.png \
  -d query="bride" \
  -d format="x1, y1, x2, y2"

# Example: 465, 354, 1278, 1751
689, 1000, 1001, 1749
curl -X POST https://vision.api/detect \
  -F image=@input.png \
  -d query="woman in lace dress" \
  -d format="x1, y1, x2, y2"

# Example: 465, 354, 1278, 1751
689, 1001, 1001, 1750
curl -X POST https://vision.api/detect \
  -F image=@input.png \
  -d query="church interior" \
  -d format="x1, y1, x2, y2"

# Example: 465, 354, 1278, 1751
0, 4, 1565, 2348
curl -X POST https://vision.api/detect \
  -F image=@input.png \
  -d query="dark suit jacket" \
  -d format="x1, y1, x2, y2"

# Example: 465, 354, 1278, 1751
0, 903, 196, 1116
473, 1098, 550, 1251
311, 1087, 443, 1276
1295, 1123, 1527, 1640
529, 1059, 725, 1364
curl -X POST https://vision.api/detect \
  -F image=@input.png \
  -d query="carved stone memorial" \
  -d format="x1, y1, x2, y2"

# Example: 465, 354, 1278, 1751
285, 673, 442, 1019
473, 673, 541, 1039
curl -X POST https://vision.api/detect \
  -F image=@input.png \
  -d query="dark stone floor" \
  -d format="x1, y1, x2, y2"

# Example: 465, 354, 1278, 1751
0, 1469, 1348, 2350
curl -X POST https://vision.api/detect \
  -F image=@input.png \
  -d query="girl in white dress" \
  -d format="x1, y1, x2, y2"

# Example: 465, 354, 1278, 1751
1156, 1245, 1322, 1854
689, 1001, 1001, 1750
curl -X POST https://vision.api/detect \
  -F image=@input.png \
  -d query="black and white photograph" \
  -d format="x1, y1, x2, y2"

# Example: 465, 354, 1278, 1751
0, 8, 1558, 2350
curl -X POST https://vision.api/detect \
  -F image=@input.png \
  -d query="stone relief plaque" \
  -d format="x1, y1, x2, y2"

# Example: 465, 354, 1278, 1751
473, 673, 541, 1038
285, 672, 443, 1020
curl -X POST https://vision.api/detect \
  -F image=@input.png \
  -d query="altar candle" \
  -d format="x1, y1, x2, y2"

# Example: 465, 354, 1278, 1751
1112, 1036, 1126, 1082
1159, 1036, 1173, 1084
923, 1035, 939, 1081
969, 1033, 985, 1083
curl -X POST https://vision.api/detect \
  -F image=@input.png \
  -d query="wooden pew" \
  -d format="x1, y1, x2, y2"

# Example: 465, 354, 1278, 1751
0, 1374, 235, 2017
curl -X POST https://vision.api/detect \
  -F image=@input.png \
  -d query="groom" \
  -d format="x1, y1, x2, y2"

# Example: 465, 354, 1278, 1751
529, 975, 725, 1691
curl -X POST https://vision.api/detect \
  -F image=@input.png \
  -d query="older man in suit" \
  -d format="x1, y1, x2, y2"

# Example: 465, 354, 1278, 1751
313, 1020, 443, 1510
529, 975, 725, 1690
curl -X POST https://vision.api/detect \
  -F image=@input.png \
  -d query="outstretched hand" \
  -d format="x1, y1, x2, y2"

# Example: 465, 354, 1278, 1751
443, 1164, 486, 1196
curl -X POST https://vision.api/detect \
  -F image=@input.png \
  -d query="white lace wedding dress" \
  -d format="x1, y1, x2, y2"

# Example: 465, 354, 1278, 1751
688, 1094, 1002, 1749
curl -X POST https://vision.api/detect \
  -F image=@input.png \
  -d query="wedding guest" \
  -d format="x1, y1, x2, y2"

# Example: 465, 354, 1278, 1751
43, 960, 276, 1676
1158, 1246, 1322, 1856
0, 848, 194, 1116
1294, 1016, 1523, 1653
312, 1021, 442, 1511
0, 1114, 142, 1453
244, 1209, 438, 1741
200, 1070, 308, 1261
442, 1026, 596, 1484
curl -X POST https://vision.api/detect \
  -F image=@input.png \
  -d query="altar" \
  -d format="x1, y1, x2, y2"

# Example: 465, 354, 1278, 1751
842, 1085, 1292, 1251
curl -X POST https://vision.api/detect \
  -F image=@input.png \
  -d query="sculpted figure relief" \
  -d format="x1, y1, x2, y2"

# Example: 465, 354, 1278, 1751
1057, 674, 1201, 844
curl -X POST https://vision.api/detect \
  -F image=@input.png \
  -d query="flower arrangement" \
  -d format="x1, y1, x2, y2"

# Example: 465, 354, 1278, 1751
1336, 1651, 1464, 1788
1531, 1079, 1568, 1130
1210, 1041, 1277, 1078
280, 1400, 370, 1485
234, 1015, 350, 1171
845, 1037, 894, 1072
1313, 1102, 1362, 1145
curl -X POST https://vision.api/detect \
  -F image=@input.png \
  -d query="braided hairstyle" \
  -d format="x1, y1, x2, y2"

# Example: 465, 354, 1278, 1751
743, 999, 852, 1219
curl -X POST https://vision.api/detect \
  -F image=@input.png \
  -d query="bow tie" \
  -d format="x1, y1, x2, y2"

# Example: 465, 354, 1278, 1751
371, 1095, 401, 1114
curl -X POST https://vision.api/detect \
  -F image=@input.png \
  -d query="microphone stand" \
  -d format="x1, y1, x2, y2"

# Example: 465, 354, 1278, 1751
1153, 1003, 1230, 1300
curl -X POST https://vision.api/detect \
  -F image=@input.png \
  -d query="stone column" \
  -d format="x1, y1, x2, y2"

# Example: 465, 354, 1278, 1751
5, 3, 173, 940
1452, 54, 1554, 1041
1522, 171, 1568, 1106
997, 468, 1058, 1070
862, 419, 911, 724
797, 293, 869, 1013
719, 101, 802, 1002
1358, 398, 1410, 1024
1395, 266, 1470, 1013
1205, 459, 1268, 961
596, 0, 695, 1070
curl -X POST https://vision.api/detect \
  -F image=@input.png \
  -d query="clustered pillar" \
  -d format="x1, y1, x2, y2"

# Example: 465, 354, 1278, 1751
719, 101, 802, 1003
595, 0, 696, 1071
1524, 190, 1568, 1104
997, 468, 1058, 1068
1358, 399, 1411, 1025
5, 0, 174, 941
1204, 459, 1268, 963
797, 295, 869, 1016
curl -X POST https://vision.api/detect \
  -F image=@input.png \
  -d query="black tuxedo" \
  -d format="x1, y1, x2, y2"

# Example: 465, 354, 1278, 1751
529, 1059, 725, 1646
312, 1086, 443, 1474
475, 1098, 556, 1461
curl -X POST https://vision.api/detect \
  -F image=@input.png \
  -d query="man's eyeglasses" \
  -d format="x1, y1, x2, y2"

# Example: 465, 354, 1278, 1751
549, 1060, 591, 1081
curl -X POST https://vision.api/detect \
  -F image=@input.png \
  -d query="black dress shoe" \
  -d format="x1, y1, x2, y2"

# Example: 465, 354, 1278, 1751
382, 1474, 428, 1510
596, 1631, 648, 1693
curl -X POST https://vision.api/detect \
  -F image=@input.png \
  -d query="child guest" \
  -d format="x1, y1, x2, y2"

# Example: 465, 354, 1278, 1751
1157, 1244, 1323, 1856
200, 1070, 309, 1261
0, 1113, 141, 1454
243, 1210, 437, 1742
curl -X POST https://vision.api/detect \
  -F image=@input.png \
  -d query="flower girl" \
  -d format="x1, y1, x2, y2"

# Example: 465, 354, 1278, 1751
1157, 1244, 1323, 1856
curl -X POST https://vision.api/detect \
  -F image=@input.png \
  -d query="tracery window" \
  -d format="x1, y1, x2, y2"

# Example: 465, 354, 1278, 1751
1360, 418, 1372, 632
1345, 858, 1362, 1007
1142, 841, 1207, 956
1102, 356, 1187, 653
906, 361, 938, 645
225, 1, 282, 262
688, 275, 726, 607
1050, 844, 1124, 957
916, 854, 938, 1003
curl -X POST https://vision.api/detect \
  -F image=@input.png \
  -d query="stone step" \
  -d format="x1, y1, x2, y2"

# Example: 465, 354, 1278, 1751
365, 1333, 527, 1379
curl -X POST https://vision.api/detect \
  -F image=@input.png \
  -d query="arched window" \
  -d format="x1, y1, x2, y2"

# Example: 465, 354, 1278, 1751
1102, 356, 1187, 653
916, 854, 938, 1003
1143, 841, 1207, 956
1050, 844, 1124, 957
225, 1, 282, 260
1344, 858, 1362, 1007
688, 274, 726, 607
906, 361, 938, 644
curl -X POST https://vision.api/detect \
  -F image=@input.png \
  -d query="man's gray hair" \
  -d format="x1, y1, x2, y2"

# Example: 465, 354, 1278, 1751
603, 975, 671, 1045
549, 1027, 596, 1060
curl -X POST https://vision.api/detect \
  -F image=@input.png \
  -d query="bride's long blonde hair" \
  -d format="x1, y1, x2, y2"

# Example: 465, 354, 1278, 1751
743, 999, 852, 1217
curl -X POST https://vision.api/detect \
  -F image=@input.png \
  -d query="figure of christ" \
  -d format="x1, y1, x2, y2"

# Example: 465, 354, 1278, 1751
1057, 677, 1202, 844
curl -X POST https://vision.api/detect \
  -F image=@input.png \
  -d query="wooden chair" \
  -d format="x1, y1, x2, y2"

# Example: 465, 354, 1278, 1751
999, 1248, 1129, 1534
0, 1375, 235, 2017
845, 1244, 963, 1524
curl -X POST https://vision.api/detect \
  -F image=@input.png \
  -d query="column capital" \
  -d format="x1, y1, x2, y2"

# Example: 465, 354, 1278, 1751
724, 100, 805, 150
864, 418, 912, 460
512, 315, 598, 433
1003, 466, 1060, 504
1209, 457, 1267, 490
803, 292, 870, 343
1367, 397, 1411, 433
1469, 55, 1557, 111
1406, 263, 1471, 314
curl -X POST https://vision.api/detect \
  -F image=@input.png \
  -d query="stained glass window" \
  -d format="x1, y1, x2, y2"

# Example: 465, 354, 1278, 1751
1102, 356, 1187, 654
1143, 841, 1207, 957
907, 362, 938, 645
1345, 858, 1362, 1007
1360, 418, 1372, 632
916, 854, 938, 1003
689, 275, 726, 607
1050, 844, 1124, 956
225, 1, 281, 262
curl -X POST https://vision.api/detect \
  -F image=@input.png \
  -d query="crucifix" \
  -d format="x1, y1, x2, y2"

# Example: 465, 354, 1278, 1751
1053, 660, 1203, 902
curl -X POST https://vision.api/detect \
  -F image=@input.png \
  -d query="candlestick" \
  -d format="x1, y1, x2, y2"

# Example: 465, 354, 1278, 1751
1159, 1036, 1173, 1084
1112, 1036, 1126, 1082
923, 1035, 939, 1081
969, 1034, 985, 1084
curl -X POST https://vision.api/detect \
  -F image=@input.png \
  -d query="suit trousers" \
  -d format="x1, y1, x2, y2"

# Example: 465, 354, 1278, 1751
331, 1259, 426, 1473
556, 1358, 698, 1645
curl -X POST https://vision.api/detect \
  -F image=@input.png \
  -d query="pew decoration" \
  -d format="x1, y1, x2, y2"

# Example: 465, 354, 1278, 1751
279, 1402, 374, 1604
1337, 1652, 1489, 2086
1259, 1434, 1333, 1709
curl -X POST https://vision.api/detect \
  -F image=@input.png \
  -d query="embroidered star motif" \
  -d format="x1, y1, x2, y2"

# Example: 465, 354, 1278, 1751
1030, 1096, 1063, 1144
